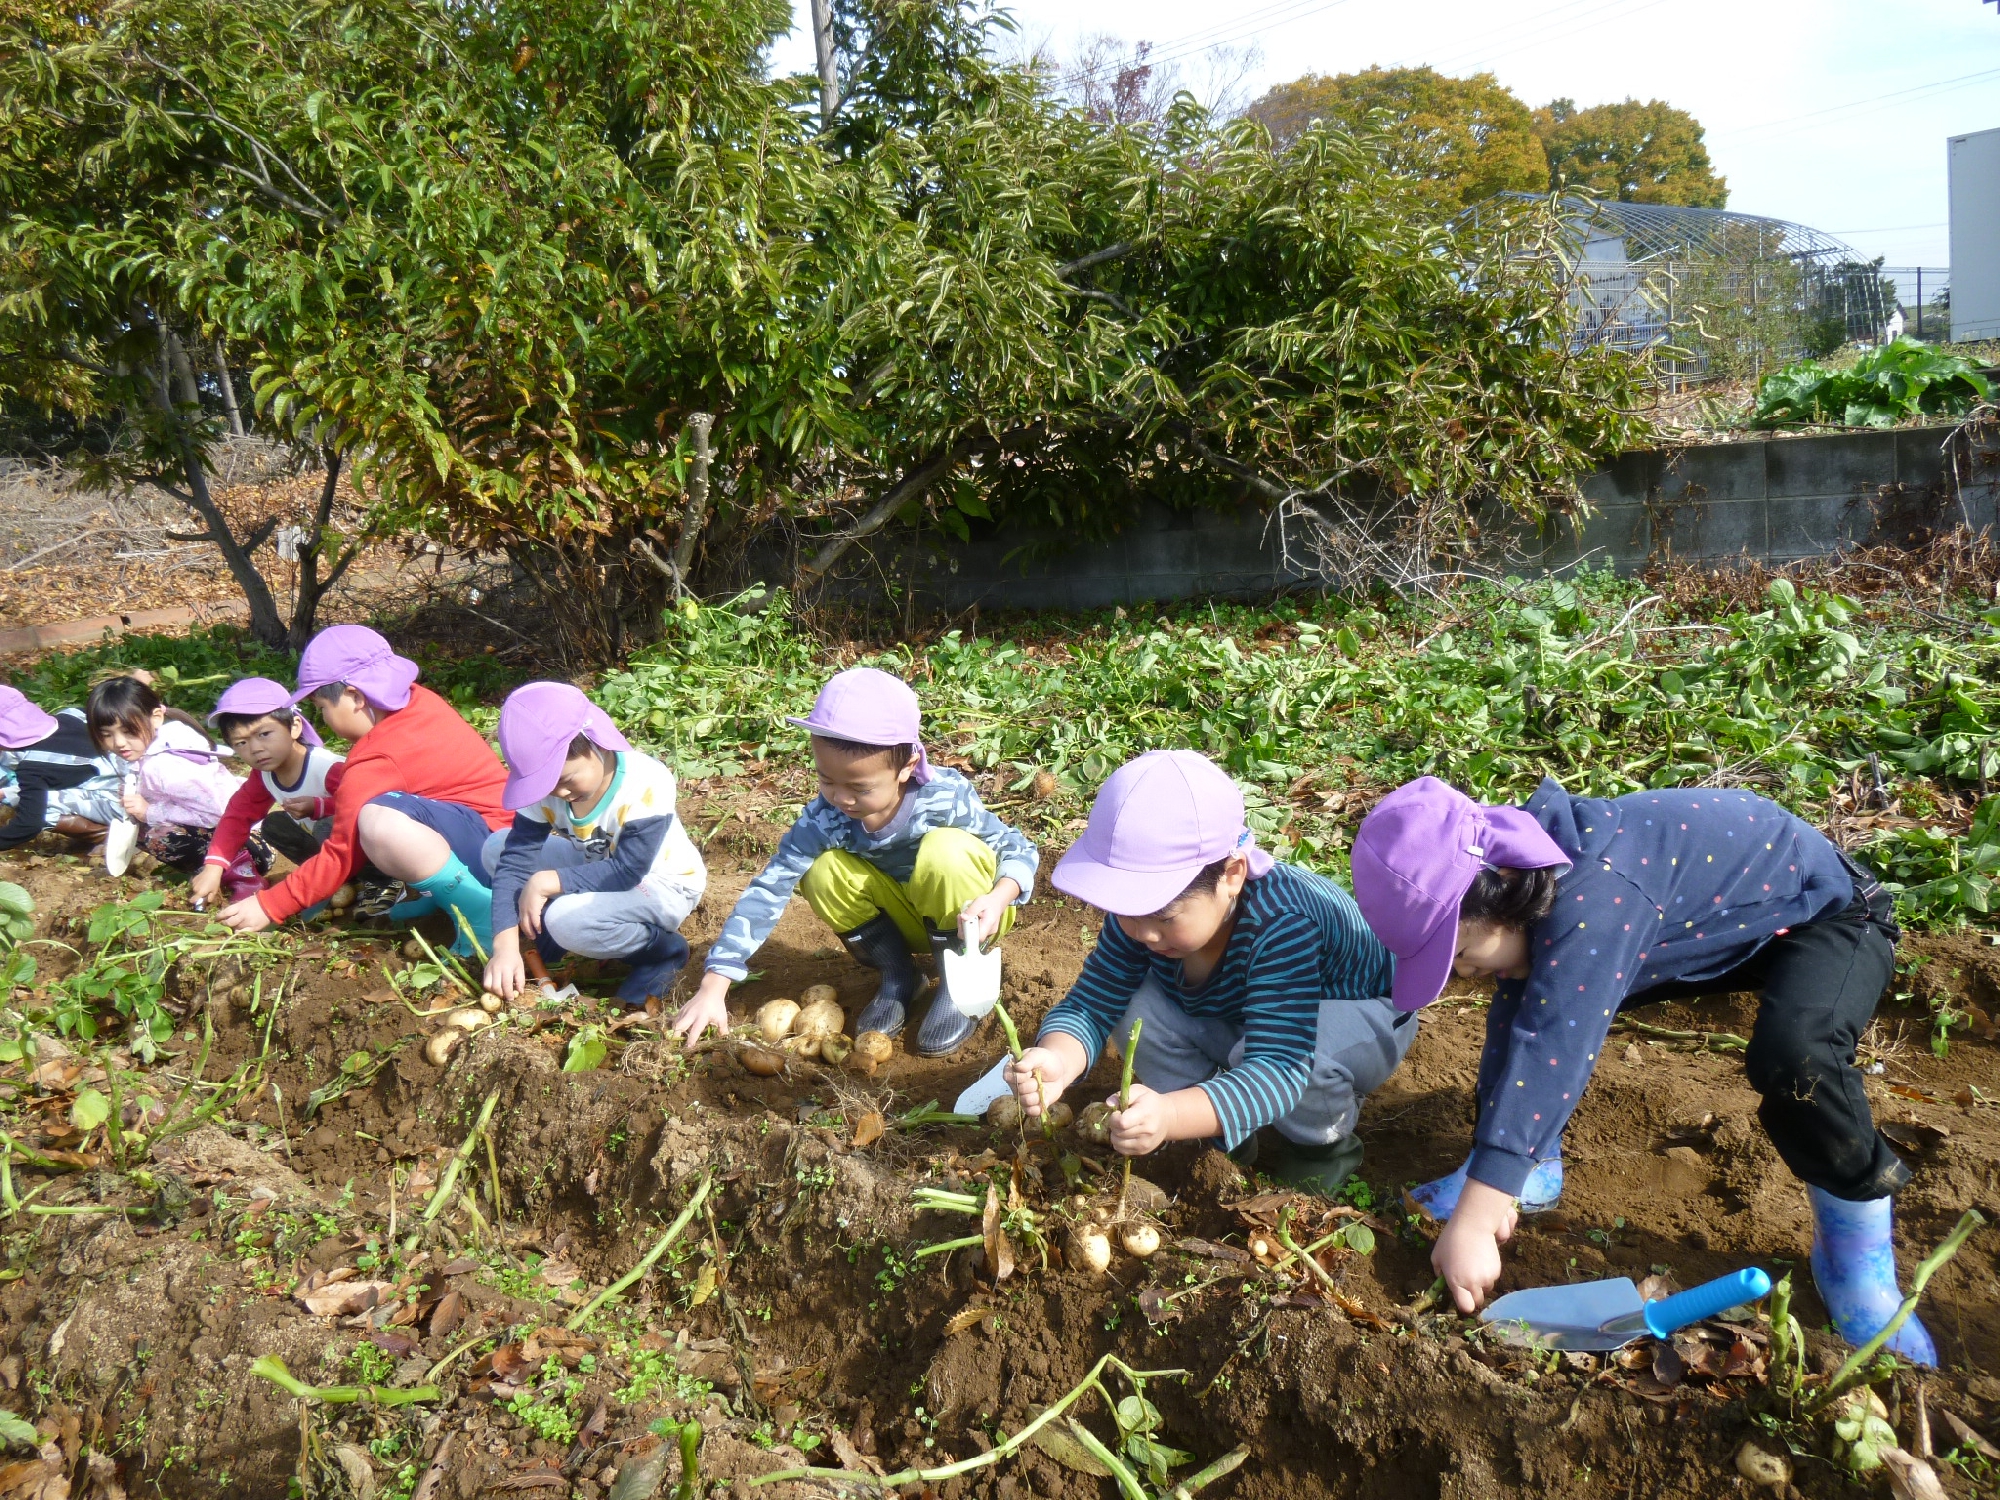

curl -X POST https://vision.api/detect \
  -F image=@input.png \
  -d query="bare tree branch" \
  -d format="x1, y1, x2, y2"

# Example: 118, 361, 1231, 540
801, 436, 988, 577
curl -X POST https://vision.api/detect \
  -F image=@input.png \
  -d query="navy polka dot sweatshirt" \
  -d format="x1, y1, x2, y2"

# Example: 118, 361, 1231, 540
1465, 777, 1853, 1198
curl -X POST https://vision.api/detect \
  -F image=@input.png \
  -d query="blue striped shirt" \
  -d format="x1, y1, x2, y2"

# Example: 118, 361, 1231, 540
1038, 863, 1395, 1147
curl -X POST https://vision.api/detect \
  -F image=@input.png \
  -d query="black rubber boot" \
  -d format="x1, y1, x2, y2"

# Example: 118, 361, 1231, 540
912, 926, 980, 1057
259, 810, 323, 866
1263, 1134, 1365, 1198
842, 913, 923, 1037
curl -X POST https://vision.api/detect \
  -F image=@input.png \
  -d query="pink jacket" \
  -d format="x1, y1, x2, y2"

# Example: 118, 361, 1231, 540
134, 720, 243, 830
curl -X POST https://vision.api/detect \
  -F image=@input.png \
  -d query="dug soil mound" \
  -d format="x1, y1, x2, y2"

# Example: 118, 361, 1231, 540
0, 808, 1995, 1500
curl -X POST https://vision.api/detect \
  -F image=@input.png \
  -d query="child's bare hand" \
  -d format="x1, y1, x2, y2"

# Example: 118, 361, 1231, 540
189, 864, 224, 905
1431, 1179, 1518, 1313
672, 972, 732, 1050
280, 796, 318, 818
1107, 1084, 1175, 1155
121, 785, 148, 821
484, 944, 525, 1000
217, 895, 273, 933
1005, 1046, 1077, 1115
959, 889, 1012, 946
517, 870, 562, 938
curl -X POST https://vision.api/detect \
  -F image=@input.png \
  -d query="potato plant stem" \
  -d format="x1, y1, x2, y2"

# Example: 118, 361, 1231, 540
748, 1354, 1188, 1489
566, 1171, 713, 1331
251, 1354, 439, 1407
424, 1090, 499, 1222
406, 928, 475, 996
911, 1234, 985, 1260
1812, 1208, 1985, 1410
1116, 1017, 1142, 1224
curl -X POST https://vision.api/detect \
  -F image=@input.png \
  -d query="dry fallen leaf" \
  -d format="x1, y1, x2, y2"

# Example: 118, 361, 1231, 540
295, 1280, 394, 1318
852, 1111, 885, 1149
943, 1306, 991, 1337
1879, 1446, 1950, 1500
1941, 1410, 2000, 1461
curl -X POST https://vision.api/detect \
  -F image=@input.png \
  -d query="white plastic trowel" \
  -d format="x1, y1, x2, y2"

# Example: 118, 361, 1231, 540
104, 819, 139, 878
945, 915, 1010, 1116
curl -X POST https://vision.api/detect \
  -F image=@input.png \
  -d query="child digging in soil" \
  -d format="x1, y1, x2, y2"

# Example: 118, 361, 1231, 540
190, 677, 347, 909
671, 667, 1038, 1057
482, 683, 706, 1008
86, 676, 270, 895
215, 625, 512, 956
0, 685, 125, 853
1349, 775, 1936, 1363
1004, 750, 1413, 1194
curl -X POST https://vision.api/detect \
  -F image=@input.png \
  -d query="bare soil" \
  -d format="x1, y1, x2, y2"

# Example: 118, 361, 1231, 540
0, 781, 1995, 1500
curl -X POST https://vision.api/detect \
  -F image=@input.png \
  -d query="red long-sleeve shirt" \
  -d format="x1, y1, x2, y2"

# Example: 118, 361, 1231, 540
256, 685, 513, 922
205, 756, 344, 869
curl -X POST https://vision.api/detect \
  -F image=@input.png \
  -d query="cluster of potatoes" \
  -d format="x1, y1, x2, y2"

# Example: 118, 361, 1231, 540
422, 990, 506, 1066
986, 1094, 1162, 1271
737, 986, 896, 1077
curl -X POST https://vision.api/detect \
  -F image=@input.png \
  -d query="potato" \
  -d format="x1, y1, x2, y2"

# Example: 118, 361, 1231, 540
446, 1007, 493, 1033
794, 994, 845, 1041
1122, 1176, 1169, 1214
801, 983, 840, 1009
987, 1093, 1024, 1132
738, 1044, 786, 1077
755, 998, 799, 1044
478, 991, 505, 1013
791, 1034, 821, 1061
818, 1034, 853, 1067
1042, 1100, 1074, 1130
1733, 1442, 1791, 1490
1031, 769, 1059, 801
424, 1030, 464, 1067
402, 938, 427, 962
850, 1031, 894, 1068
329, 883, 358, 911
1074, 1101, 1113, 1145
1120, 1224, 1161, 1259
1068, 1225, 1112, 1275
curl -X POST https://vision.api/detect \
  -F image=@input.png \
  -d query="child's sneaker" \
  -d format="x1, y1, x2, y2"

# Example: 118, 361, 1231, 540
615, 930, 690, 1008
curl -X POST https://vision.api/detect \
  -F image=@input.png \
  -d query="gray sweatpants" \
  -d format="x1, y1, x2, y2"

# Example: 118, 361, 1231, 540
1112, 977, 1418, 1147
481, 830, 702, 962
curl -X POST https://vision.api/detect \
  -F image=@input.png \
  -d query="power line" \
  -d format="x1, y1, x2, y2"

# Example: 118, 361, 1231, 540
1711, 65, 2000, 141
1426, 0, 1674, 76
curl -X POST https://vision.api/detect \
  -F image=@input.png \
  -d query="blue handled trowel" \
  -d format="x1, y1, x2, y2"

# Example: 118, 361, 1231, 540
1480, 1267, 1771, 1351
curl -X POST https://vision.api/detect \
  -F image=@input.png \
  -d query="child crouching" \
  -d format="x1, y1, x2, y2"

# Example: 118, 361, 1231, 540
1005, 751, 1412, 1194
0, 686, 125, 852
191, 677, 346, 908
484, 684, 706, 1007
673, 668, 1038, 1057
86, 676, 268, 895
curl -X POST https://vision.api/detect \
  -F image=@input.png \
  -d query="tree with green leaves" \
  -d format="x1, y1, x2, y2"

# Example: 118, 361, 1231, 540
1242, 66, 1549, 210
1532, 98, 1727, 209
4, 0, 1652, 659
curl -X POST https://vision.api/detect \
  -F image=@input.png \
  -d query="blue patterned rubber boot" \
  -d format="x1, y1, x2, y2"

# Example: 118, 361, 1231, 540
1808, 1187, 1937, 1366
1405, 1153, 1564, 1222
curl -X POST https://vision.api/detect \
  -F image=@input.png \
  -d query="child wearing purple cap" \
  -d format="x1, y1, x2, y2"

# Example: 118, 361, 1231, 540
671, 667, 1038, 1057
1005, 750, 1410, 1194
191, 678, 347, 906
482, 683, 706, 1008
1350, 775, 1935, 1365
0, 685, 125, 852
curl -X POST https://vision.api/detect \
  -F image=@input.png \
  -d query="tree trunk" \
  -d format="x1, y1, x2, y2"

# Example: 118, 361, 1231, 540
174, 429, 288, 647
810, 0, 838, 129
165, 329, 201, 409
286, 447, 359, 653
212, 338, 246, 437
667, 412, 715, 597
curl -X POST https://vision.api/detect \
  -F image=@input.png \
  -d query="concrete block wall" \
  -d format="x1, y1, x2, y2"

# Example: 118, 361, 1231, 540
878, 422, 2000, 613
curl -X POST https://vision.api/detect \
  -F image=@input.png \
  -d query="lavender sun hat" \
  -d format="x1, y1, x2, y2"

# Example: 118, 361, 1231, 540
288, 625, 421, 712
497, 682, 633, 809
1052, 750, 1274, 917
0, 686, 58, 749
1350, 776, 1571, 1012
786, 668, 932, 784
209, 677, 324, 746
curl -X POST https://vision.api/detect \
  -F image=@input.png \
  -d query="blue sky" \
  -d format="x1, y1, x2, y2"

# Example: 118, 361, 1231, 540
770, 0, 1999, 270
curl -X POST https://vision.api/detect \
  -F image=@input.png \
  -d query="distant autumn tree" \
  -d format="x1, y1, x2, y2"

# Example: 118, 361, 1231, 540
1243, 66, 1547, 209
1533, 98, 1727, 208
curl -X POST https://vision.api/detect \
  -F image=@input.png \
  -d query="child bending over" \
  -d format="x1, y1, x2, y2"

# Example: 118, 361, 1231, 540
672, 668, 1037, 1057
483, 683, 706, 1007
1006, 751, 1412, 1194
86, 676, 267, 895
216, 626, 511, 956
1351, 776, 1936, 1363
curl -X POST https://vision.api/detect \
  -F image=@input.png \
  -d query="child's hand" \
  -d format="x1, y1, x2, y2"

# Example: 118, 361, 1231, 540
1106, 1083, 1180, 1155
217, 894, 273, 933
280, 796, 318, 818
959, 883, 1017, 947
121, 785, 148, 821
484, 930, 526, 1000
189, 864, 224, 906
671, 971, 733, 1050
517, 870, 563, 938
1431, 1178, 1518, 1314
1005, 1045, 1080, 1116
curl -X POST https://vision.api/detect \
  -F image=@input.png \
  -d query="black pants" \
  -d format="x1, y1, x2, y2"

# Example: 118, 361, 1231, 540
1622, 868, 1907, 1202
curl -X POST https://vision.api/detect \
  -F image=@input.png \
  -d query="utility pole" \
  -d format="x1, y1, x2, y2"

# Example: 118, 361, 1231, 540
810, 0, 838, 130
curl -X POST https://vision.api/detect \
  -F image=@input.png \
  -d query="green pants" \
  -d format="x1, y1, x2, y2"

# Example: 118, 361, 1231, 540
798, 827, 1017, 948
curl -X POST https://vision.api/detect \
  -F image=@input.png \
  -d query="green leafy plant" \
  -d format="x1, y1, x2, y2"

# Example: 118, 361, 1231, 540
1752, 338, 1994, 428
0, 883, 33, 990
